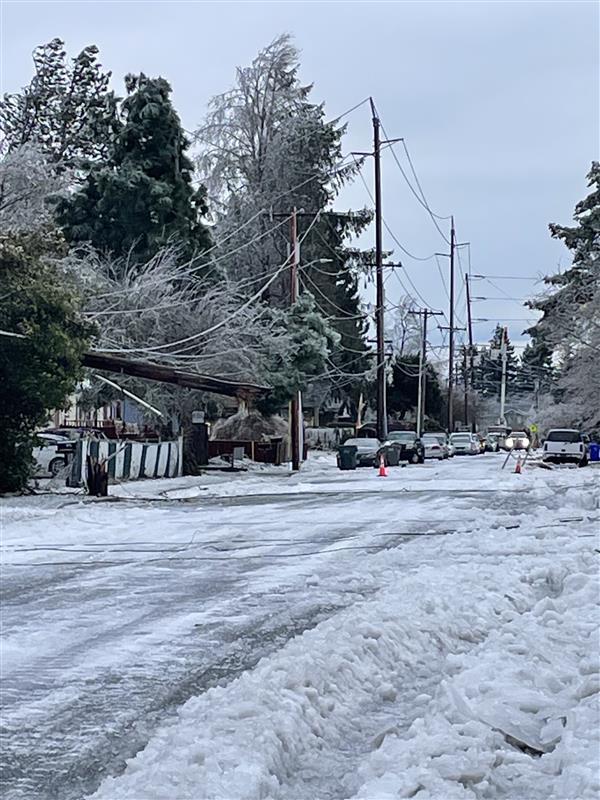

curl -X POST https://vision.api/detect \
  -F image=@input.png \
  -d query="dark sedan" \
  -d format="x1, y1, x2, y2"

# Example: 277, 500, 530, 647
337, 438, 381, 467
387, 431, 425, 464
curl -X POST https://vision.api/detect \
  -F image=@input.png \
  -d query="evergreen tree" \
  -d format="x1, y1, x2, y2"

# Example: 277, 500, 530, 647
471, 325, 518, 397
515, 337, 554, 393
526, 162, 600, 430
386, 354, 443, 422
527, 162, 599, 351
57, 73, 211, 265
256, 295, 340, 416
0, 234, 93, 492
196, 35, 371, 398
0, 38, 119, 169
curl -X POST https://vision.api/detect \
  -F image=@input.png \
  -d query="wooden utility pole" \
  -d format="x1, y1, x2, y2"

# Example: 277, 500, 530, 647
289, 208, 301, 471
371, 99, 387, 442
465, 273, 475, 431
499, 326, 508, 426
409, 308, 443, 437
416, 309, 427, 438
463, 347, 469, 429
448, 217, 456, 433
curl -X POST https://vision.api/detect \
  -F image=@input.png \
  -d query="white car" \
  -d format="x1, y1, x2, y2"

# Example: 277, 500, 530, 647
427, 431, 454, 457
33, 433, 71, 477
503, 431, 530, 451
449, 432, 480, 455
421, 434, 447, 460
543, 429, 588, 466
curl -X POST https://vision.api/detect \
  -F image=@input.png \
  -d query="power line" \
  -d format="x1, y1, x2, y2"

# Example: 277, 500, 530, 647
97, 213, 323, 355
351, 155, 437, 264
374, 104, 451, 245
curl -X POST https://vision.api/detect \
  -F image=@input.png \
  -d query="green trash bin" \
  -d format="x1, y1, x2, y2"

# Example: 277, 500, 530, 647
382, 444, 400, 467
337, 444, 358, 470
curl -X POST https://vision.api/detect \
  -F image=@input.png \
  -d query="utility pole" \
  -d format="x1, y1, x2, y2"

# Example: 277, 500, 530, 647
289, 208, 301, 471
439, 320, 467, 430
371, 99, 387, 442
409, 308, 443, 436
448, 218, 456, 433
465, 273, 475, 431
416, 309, 427, 439
354, 101, 402, 442
499, 325, 508, 426
463, 347, 469, 429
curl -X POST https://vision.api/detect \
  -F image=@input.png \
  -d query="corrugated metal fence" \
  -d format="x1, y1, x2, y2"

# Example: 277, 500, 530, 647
70, 437, 183, 485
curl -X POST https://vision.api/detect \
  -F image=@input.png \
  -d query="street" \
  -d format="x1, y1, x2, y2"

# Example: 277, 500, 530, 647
1, 454, 598, 800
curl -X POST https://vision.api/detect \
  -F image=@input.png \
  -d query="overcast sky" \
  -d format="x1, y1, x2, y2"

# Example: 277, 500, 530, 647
2, 0, 598, 353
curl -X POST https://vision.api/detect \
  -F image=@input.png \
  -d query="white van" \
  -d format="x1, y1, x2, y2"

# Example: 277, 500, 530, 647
543, 429, 588, 467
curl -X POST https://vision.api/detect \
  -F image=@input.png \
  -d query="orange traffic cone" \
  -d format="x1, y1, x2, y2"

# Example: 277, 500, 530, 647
514, 455, 522, 474
378, 454, 387, 477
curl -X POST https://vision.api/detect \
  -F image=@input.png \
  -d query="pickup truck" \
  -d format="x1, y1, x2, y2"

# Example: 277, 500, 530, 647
543, 429, 589, 466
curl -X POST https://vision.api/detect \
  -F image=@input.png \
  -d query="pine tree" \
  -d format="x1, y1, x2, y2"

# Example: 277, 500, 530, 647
472, 325, 518, 397
528, 162, 599, 350
57, 73, 211, 265
0, 234, 93, 492
196, 35, 371, 398
0, 38, 119, 169
516, 337, 553, 393
526, 162, 600, 430
386, 354, 443, 422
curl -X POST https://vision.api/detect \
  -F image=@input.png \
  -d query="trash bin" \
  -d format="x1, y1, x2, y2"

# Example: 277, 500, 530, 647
589, 442, 600, 462
382, 445, 400, 467
337, 444, 358, 470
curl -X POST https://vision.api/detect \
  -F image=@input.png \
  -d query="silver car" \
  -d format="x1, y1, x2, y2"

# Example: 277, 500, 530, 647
449, 432, 479, 455
32, 433, 71, 477
421, 434, 447, 460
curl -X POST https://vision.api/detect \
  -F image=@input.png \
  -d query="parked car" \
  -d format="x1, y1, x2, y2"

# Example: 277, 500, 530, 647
387, 431, 425, 464
421, 433, 447, 460
337, 437, 381, 467
504, 431, 530, 451
487, 424, 511, 450
32, 433, 72, 477
449, 432, 480, 455
42, 427, 108, 440
543, 429, 589, 467
485, 433, 500, 452
427, 431, 453, 457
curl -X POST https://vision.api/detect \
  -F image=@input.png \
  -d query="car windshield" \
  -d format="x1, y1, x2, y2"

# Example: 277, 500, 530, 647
429, 433, 447, 442
511, 432, 527, 438
344, 438, 378, 448
422, 435, 440, 442
547, 430, 580, 443
451, 434, 471, 441
389, 432, 415, 442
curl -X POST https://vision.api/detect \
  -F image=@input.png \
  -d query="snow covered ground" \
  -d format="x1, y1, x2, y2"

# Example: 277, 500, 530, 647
1, 453, 598, 800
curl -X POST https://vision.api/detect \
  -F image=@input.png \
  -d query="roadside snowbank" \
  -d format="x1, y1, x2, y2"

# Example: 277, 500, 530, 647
352, 555, 600, 800
90, 506, 599, 800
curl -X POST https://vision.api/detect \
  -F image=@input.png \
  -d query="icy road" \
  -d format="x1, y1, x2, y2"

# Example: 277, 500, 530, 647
1, 453, 599, 800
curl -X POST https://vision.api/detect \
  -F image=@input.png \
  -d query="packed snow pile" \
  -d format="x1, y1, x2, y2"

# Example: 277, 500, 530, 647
89, 506, 599, 800
210, 410, 288, 443
353, 561, 600, 800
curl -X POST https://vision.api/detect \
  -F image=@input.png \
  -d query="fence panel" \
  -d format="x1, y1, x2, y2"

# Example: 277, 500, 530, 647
69, 437, 183, 486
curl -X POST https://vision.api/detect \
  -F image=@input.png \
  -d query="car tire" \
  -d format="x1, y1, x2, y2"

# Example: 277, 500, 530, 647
49, 457, 67, 477
579, 457, 588, 468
